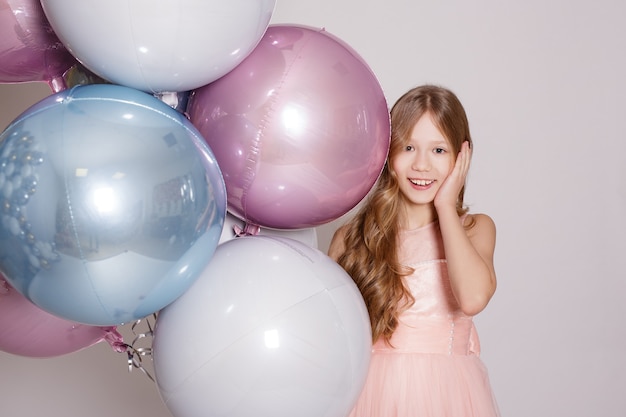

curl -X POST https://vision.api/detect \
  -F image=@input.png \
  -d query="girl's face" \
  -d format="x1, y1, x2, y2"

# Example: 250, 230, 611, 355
391, 112, 455, 209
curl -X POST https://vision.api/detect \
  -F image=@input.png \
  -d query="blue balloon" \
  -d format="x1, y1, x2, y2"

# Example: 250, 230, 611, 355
0, 84, 226, 325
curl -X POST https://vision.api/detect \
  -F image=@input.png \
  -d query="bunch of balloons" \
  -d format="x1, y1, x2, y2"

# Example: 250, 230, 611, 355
0, 1, 392, 417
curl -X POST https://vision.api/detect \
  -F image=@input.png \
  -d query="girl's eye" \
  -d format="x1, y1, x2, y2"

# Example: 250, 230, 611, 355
434, 147, 446, 154
404, 145, 414, 151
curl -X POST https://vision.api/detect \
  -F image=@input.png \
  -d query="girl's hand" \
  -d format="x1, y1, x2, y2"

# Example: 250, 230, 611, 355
434, 141, 471, 210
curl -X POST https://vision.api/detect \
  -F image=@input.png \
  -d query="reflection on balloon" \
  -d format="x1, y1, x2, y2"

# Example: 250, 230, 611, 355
0, 276, 121, 357
0, 0, 76, 91
40, 0, 277, 93
0, 84, 226, 326
153, 236, 371, 417
187, 24, 390, 229
219, 211, 318, 248
61, 62, 110, 89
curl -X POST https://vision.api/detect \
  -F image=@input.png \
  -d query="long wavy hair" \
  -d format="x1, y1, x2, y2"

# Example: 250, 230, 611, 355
335, 85, 473, 344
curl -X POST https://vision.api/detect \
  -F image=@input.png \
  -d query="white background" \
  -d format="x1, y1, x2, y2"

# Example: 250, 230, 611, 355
1, 1, 625, 416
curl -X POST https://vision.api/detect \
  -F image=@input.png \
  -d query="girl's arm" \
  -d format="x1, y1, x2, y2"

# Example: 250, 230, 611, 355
437, 208, 496, 316
435, 141, 497, 316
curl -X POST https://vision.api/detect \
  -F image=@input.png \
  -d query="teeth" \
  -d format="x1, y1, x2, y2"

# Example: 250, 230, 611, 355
410, 179, 433, 186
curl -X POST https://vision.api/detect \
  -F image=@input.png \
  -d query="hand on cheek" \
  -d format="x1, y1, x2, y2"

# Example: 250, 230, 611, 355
434, 141, 471, 210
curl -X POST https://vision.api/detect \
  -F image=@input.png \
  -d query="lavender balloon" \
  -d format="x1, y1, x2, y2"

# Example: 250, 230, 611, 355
187, 25, 390, 229
0, 277, 121, 358
0, 0, 76, 92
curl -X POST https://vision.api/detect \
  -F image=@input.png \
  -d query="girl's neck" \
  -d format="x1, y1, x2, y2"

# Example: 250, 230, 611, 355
398, 202, 437, 230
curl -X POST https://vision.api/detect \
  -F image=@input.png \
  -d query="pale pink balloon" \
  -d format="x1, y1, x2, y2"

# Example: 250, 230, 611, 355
0, 277, 121, 358
188, 24, 390, 229
0, 0, 76, 92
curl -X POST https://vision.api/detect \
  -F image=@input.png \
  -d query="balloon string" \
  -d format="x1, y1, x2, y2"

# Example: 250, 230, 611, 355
106, 314, 157, 382
123, 343, 155, 382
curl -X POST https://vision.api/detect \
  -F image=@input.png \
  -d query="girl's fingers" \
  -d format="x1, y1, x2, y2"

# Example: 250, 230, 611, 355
436, 141, 472, 208
458, 141, 472, 179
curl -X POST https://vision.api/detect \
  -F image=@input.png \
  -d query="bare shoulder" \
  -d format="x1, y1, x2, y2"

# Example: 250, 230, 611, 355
327, 224, 349, 261
466, 213, 496, 232
464, 213, 496, 248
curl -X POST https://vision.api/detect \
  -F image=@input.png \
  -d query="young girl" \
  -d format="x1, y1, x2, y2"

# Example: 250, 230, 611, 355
329, 85, 500, 417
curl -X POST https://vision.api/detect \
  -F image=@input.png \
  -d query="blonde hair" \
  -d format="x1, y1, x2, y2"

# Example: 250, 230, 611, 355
336, 85, 473, 344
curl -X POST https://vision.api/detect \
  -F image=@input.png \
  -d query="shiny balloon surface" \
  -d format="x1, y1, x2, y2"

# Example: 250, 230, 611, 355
0, 84, 226, 325
153, 236, 372, 417
40, 0, 276, 93
187, 24, 390, 229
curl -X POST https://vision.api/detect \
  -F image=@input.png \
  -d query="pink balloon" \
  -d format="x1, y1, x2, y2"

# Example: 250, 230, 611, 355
0, 0, 76, 92
187, 24, 390, 229
0, 277, 121, 358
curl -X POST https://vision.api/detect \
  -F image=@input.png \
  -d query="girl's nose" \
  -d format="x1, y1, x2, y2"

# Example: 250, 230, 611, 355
411, 151, 430, 171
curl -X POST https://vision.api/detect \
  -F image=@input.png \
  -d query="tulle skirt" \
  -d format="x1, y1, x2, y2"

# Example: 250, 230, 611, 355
348, 350, 501, 417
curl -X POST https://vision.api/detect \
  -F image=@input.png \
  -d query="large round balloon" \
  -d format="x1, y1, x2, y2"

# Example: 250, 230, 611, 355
0, 84, 226, 326
0, 276, 120, 357
187, 24, 390, 229
0, 0, 76, 91
153, 236, 371, 417
40, 0, 277, 93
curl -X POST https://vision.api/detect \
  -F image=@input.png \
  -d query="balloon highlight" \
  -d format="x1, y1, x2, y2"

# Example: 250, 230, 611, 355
0, 84, 226, 326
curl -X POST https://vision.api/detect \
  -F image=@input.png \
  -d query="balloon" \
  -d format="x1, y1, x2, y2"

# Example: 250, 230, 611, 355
0, 276, 122, 357
218, 211, 318, 248
187, 25, 390, 229
153, 236, 371, 417
40, 0, 277, 93
0, 84, 226, 326
0, 0, 76, 92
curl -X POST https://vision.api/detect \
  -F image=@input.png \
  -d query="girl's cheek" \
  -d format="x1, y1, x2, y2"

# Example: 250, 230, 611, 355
447, 158, 456, 173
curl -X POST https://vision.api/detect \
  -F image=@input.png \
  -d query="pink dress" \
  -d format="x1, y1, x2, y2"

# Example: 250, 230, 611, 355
349, 221, 500, 417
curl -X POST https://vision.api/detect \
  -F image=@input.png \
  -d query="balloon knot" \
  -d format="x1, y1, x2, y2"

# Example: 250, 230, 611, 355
102, 327, 127, 353
233, 222, 261, 237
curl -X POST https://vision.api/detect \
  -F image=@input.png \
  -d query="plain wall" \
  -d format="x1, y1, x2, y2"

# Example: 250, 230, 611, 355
1, 1, 625, 416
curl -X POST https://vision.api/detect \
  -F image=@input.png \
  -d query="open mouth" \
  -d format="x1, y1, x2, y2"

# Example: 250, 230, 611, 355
409, 179, 434, 186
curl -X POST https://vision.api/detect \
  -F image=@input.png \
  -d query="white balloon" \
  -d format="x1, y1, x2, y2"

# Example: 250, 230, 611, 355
218, 211, 318, 248
40, 0, 276, 93
152, 236, 371, 417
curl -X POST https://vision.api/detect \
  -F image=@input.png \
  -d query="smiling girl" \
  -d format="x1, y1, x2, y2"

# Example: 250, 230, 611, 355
329, 85, 500, 416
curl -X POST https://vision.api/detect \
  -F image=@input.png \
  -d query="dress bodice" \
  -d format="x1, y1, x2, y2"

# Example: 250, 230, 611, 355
373, 221, 480, 356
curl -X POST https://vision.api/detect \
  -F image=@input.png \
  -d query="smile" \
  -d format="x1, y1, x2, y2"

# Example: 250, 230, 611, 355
409, 179, 434, 186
